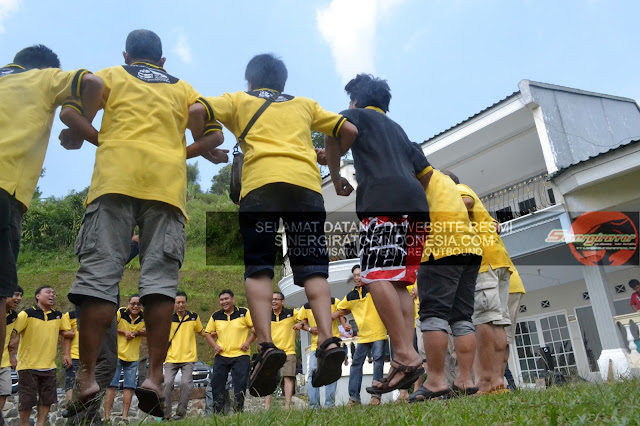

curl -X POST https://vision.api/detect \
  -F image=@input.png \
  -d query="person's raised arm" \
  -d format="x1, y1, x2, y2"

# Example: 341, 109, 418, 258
59, 73, 104, 148
186, 103, 225, 160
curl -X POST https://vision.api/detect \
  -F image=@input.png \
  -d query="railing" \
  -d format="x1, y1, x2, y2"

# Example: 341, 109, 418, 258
614, 312, 640, 356
480, 173, 557, 223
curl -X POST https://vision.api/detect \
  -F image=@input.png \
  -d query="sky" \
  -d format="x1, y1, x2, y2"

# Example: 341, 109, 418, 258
2, 0, 639, 199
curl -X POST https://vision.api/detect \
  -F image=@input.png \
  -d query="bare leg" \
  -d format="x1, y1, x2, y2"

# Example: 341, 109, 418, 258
0, 395, 6, 411
474, 323, 496, 392
452, 333, 476, 389
303, 276, 335, 347
245, 274, 274, 344
19, 409, 30, 426
283, 377, 294, 410
122, 388, 134, 419
76, 298, 117, 401
36, 405, 50, 426
65, 389, 72, 402
104, 387, 116, 419
421, 330, 449, 392
139, 294, 173, 396
493, 327, 508, 388
264, 394, 273, 410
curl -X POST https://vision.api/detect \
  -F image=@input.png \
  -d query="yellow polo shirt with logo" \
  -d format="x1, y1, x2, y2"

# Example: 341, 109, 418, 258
165, 310, 204, 363
63, 311, 80, 359
457, 184, 512, 273
116, 307, 145, 362
204, 306, 253, 358
271, 308, 298, 355
508, 264, 526, 294
337, 287, 387, 344
14, 306, 71, 370
87, 62, 221, 218
297, 298, 341, 351
1, 310, 18, 368
422, 170, 481, 261
204, 89, 347, 200
0, 64, 89, 208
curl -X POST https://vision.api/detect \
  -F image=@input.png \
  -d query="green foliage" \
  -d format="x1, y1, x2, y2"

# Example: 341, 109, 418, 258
311, 131, 324, 149
210, 164, 232, 195
186, 162, 201, 186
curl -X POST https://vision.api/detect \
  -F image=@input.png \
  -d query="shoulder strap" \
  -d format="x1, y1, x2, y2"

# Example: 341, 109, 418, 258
233, 92, 278, 153
168, 314, 188, 347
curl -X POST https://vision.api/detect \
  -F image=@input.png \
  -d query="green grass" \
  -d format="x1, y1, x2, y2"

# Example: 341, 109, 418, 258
168, 379, 640, 425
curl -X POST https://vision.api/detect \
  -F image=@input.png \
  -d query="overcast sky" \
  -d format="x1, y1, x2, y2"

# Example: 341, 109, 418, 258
2, 0, 639, 198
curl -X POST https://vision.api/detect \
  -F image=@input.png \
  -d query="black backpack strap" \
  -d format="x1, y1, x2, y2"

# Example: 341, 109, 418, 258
234, 91, 278, 152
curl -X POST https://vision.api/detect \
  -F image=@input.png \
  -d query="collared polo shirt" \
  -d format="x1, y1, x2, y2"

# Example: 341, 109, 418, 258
205, 89, 346, 200
165, 310, 204, 363
14, 306, 71, 370
63, 311, 80, 359
1, 309, 17, 368
0, 64, 89, 208
271, 308, 298, 355
116, 307, 145, 362
337, 287, 387, 344
296, 298, 340, 351
509, 264, 526, 294
86, 62, 221, 218
204, 306, 253, 358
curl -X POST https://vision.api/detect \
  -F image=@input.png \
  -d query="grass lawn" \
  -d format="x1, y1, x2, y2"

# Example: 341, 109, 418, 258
169, 379, 640, 425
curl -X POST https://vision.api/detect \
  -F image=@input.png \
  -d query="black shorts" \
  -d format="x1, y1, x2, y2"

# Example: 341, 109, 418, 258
0, 188, 23, 298
239, 183, 329, 287
18, 369, 57, 409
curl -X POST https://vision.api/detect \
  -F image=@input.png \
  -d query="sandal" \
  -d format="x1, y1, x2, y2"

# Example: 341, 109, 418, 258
135, 387, 166, 418
408, 385, 451, 403
450, 384, 479, 396
61, 391, 101, 418
366, 360, 424, 395
311, 337, 345, 387
248, 342, 286, 397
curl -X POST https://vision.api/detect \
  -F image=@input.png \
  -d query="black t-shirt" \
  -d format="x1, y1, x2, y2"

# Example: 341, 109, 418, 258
341, 107, 429, 218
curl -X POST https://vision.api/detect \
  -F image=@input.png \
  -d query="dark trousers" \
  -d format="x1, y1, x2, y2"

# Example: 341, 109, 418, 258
211, 355, 250, 414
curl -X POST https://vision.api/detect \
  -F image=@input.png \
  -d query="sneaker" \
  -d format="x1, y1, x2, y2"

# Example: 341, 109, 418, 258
346, 399, 360, 407
369, 396, 381, 406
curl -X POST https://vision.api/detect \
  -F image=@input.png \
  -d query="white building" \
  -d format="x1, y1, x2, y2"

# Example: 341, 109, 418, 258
278, 80, 640, 394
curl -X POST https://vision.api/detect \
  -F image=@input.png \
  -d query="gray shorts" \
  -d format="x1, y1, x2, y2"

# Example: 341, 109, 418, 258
69, 194, 186, 305
0, 366, 12, 396
279, 354, 297, 377
472, 266, 511, 326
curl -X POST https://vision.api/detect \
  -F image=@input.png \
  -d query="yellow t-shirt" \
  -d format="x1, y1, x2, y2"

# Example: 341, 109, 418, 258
165, 310, 204, 364
337, 287, 387, 344
297, 298, 341, 351
204, 306, 253, 358
422, 170, 482, 261
205, 89, 346, 199
87, 62, 221, 218
14, 306, 71, 370
116, 307, 145, 362
0, 65, 89, 208
63, 311, 80, 360
406, 285, 419, 322
457, 184, 512, 273
1, 310, 17, 368
271, 308, 299, 356
508, 264, 526, 294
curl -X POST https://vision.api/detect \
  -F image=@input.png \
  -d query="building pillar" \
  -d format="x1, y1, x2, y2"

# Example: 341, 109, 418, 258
583, 264, 629, 378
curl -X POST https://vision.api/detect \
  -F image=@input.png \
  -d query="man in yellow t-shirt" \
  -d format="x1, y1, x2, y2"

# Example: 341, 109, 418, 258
62, 310, 80, 402
104, 295, 145, 422
334, 265, 387, 406
458, 181, 512, 394
0, 286, 22, 417
162, 291, 205, 420
60, 30, 225, 418
13, 286, 72, 426
204, 290, 256, 414
0, 46, 101, 385
295, 298, 341, 409
195, 53, 357, 395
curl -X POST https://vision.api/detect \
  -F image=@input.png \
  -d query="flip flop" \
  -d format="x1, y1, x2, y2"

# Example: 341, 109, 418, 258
311, 337, 345, 387
135, 387, 165, 418
366, 360, 425, 395
248, 342, 287, 397
408, 386, 452, 403
450, 384, 479, 396
61, 391, 101, 418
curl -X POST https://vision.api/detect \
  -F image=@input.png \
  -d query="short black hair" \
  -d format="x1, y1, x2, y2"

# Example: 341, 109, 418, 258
344, 74, 391, 113
219, 289, 234, 298
176, 290, 188, 300
128, 294, 140, 301
273, 292, 285, 301
13, 45, 60, 70
126, 29, 163, 62
441, 170, 460, 184
351, 264, 361, 273
15, 286, 24, 296
245, 53, 288, 93
630, 279, 640, 289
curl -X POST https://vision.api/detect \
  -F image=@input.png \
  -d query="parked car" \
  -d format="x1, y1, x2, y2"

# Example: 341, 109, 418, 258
11, 369, 17, 394
115, 358, 212, 390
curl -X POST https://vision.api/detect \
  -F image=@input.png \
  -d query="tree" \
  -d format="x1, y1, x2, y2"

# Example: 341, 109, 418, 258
186, 162, 202, 199
210, 164, 232, 195
32, 168, 46, 200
